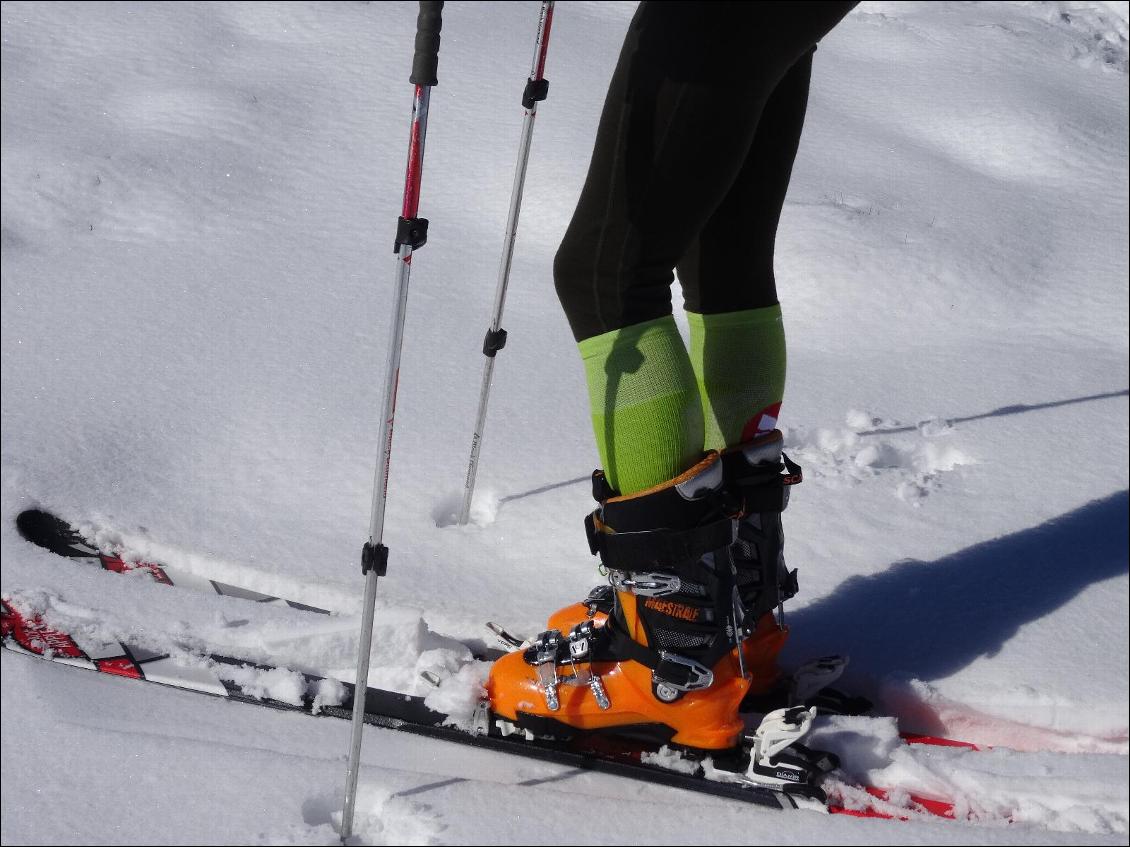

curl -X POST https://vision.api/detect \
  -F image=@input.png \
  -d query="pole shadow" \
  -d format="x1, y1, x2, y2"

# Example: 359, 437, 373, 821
498, 389, 1128, 506
858, 389, 1128, 437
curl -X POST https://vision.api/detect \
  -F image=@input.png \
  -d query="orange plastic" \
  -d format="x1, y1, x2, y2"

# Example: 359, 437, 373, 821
544, 601, 788, 697
492, 592, 754, 750
742, 612, 789, 696
546, 601, 606, 633
487, 644, 750, 750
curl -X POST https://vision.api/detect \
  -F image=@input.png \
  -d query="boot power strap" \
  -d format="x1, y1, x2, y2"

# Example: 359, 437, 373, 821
585, 514, 737, 569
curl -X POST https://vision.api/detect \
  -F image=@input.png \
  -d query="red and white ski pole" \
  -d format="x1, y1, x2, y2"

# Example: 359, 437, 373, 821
341, 2, 442, 841
458, 0, 555, 525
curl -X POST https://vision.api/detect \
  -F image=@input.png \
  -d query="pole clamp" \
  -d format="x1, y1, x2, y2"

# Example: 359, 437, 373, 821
361, 541, 389, 576
521, 77, 550, 109
482, 327, 508, 357
394, 216, 429, 252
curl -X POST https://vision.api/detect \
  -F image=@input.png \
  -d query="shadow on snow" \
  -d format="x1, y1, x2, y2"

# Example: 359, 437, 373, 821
785, 489, 1129, 681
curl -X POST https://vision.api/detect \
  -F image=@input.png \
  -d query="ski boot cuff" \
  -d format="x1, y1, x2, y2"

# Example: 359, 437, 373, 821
584, 452, 739, 573
721, 430, 802, 515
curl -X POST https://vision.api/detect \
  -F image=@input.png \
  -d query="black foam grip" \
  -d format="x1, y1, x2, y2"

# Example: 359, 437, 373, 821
410, 1, 444, 86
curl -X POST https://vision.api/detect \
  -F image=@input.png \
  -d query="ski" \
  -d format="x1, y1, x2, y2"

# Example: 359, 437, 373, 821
16, 508, 333, 614
9, 509, 986, 823
0, 597, 808, 811
1, 596, 973, 822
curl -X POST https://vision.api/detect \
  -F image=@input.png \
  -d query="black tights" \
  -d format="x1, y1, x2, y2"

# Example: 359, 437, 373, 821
554, 1, 857, 342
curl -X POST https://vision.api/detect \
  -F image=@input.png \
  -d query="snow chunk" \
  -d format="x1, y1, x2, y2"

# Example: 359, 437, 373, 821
214, 663, 307, 707
432, 488, 500, 528
422, 661, 491, 731
311, 677, 347, 715
642, 745, 700, 775
297, 784, 443, 846
784, 414, 973, 503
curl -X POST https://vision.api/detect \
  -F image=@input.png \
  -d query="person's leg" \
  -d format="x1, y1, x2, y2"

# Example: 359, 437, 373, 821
677, 51, 822, 688
679, 51, 815, 451
555, 3, 853, 495
491, 3, 858, 753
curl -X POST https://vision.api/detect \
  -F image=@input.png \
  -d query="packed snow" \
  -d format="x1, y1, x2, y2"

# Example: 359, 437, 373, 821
2, 1, 1127, 844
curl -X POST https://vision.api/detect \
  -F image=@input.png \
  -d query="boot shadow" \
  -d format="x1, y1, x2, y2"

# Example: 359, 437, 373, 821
784, 489, 1129, 682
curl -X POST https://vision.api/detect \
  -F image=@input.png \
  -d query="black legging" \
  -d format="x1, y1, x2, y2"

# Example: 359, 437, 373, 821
554, 1, 857, 342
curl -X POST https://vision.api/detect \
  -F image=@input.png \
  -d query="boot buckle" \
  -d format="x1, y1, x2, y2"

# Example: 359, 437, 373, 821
652, 651, 714, 702
564, 621, 611, 710
524, 630, 563, 711
608, 570, 681, 597
583, 583, 614, 617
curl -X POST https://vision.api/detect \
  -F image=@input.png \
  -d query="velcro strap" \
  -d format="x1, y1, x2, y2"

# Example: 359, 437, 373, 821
736, 453, 803, 513
599, 620, 704, 689
588, 517, 736, 570
600, 619, 660, 671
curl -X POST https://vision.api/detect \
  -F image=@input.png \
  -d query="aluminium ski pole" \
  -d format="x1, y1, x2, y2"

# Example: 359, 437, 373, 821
458, 0, 555, 525
340, 2, 442, 841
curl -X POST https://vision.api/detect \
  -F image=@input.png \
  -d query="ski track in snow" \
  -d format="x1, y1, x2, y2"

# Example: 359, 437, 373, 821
2, 0, 1128, 843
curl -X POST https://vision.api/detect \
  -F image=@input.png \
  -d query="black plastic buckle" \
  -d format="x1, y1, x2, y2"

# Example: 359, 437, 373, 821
521, 77, 550, 109
653, 656, 693, 688
361, 541, 389, 576
482, 327, 508, 357
394, 216, 429, 252
583, 584, 615, 616
584, 511, 601, 557
590, 469, 615, 502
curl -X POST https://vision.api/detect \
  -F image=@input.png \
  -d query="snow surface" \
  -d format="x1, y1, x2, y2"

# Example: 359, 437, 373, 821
2, 0, 1128, 843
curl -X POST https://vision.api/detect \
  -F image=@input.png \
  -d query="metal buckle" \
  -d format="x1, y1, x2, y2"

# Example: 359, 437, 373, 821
563, 621, 611, 710
652, 651, 714, 702
567, 620, 595, 660
524, 630, 563, 712
608, 570, 682, 597
583, 583, 614, 616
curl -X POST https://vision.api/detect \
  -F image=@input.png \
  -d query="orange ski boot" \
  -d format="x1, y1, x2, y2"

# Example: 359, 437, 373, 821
539, 430, 798, 698
487, 453, 753, 752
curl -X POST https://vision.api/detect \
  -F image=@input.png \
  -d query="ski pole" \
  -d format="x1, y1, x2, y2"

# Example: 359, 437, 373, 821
340, 2, 442, 841
458, 0, 555, 525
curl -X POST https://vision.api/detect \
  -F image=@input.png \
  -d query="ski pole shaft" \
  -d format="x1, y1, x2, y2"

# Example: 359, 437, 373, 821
458, 0, 555, 526
341, 3, 442, 841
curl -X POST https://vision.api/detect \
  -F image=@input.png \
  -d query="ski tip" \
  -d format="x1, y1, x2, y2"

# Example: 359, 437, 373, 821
16, 509, 70, 547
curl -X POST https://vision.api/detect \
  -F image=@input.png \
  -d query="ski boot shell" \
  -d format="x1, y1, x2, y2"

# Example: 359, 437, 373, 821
488, 453, 753, 751
487, 628, 750, 750
533, 430, 801, 701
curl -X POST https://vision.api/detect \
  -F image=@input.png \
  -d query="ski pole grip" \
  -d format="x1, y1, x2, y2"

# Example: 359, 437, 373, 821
410, 1, 443, 86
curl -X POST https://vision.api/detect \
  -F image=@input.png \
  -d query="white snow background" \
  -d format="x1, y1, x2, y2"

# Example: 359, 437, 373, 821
1, 1, 1127, 844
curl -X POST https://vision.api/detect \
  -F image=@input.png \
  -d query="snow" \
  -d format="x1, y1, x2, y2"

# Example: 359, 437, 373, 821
2, 0, 1127, 843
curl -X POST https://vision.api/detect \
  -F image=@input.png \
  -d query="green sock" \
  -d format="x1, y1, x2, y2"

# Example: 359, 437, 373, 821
687, 305, 786, 451
579, 316, 703, 496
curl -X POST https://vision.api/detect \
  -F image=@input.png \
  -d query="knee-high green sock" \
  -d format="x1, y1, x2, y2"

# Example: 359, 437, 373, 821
687, 305, 786, 451
580, 316, 703, 495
